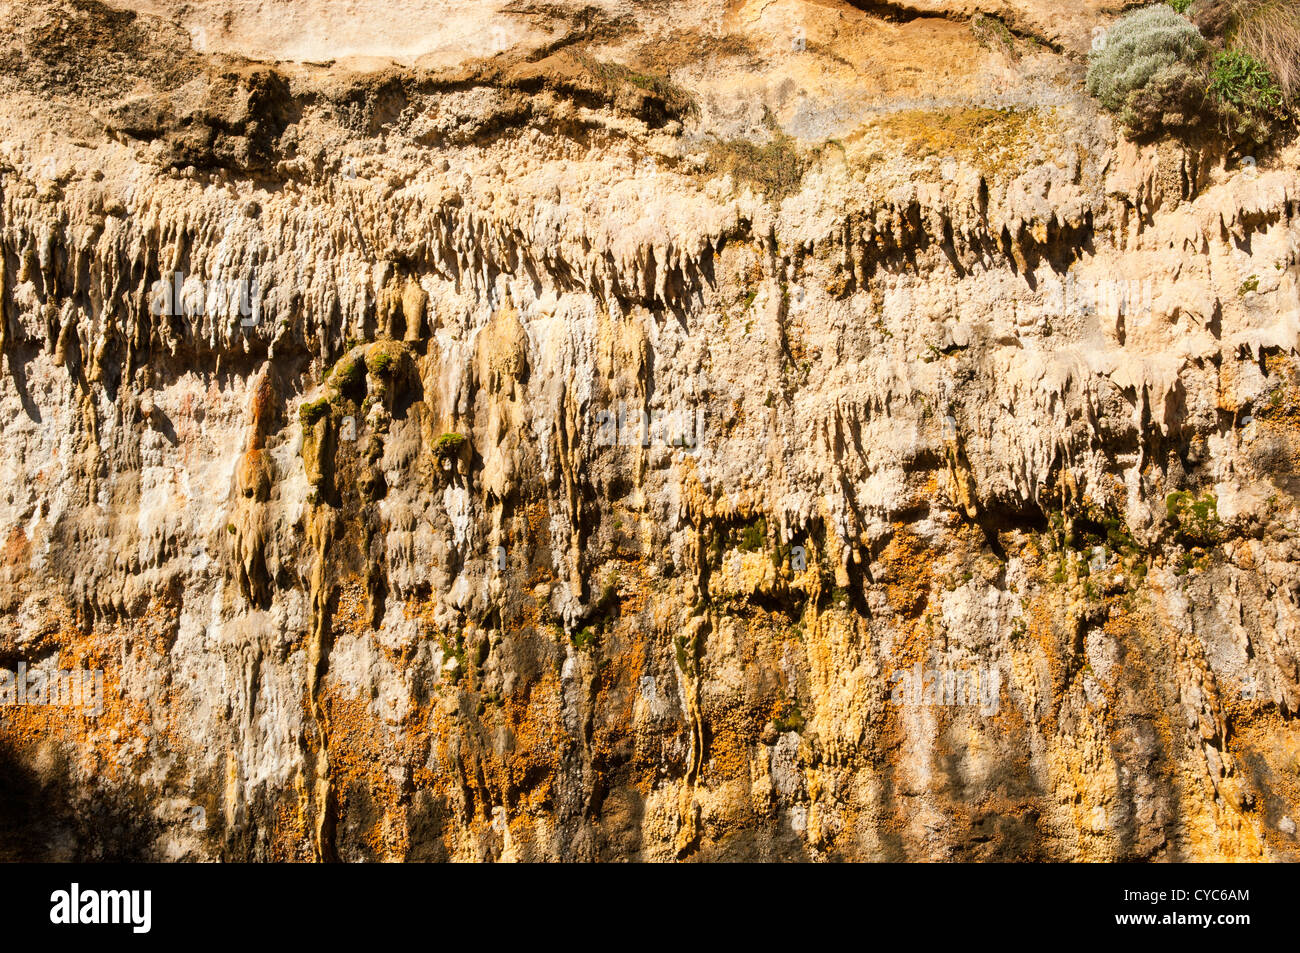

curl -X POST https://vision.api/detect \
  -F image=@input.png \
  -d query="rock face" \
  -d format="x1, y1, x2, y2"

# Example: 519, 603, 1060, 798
0, 0, 1297, 862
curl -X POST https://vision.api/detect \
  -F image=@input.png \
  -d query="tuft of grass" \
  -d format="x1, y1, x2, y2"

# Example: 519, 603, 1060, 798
1227, 0, 1300, 104
706, 127, 807, 200
571, 53, 697, 120
971, 12, 1019, 56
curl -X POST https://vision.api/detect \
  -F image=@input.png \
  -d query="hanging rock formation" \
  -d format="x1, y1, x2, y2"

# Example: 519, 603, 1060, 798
0, 0, 1298, 861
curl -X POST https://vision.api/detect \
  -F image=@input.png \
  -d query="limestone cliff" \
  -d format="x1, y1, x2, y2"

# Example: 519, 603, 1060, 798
1, 0, 1298, 861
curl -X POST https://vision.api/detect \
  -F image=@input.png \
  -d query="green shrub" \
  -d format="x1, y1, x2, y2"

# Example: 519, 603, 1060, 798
1087, 5, 1207, 134
1208, 47, 1286, 139
1223, 0, 1300, 104
1168, 0, 1194, 12
434, 432, 467, 458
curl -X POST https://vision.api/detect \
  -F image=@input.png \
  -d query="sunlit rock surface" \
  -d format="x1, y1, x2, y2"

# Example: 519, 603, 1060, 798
0, 0, 1297, 861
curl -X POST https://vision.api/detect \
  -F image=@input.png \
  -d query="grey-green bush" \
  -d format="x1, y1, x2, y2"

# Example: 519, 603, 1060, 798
1087, 5, 1208, 134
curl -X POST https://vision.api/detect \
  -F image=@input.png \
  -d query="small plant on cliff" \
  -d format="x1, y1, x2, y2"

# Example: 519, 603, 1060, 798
367, 350, 394, 376
1166, 490, 1222, 544
1208, 47, 1286, 139
434, 432, 467, 458
1087, 5, 1208, 135
299, 397, 330, 427
706, 109, 807, 200
971, 13, 1018, 55
1210, 0, 1300, 106
572, 54, 697, 120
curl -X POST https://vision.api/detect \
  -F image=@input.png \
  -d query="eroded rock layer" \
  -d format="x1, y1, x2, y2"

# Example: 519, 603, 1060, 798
0, 0, 1298, 860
